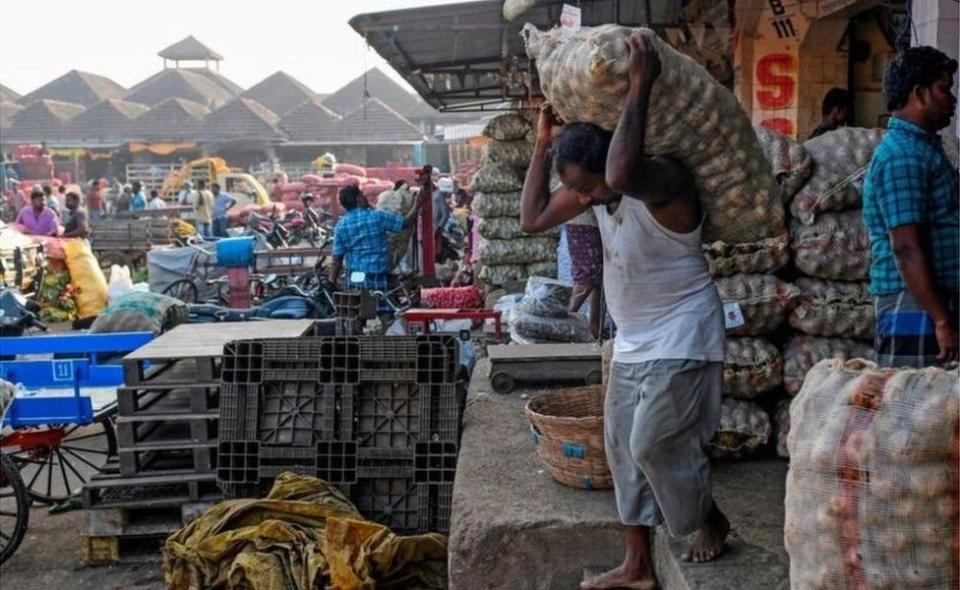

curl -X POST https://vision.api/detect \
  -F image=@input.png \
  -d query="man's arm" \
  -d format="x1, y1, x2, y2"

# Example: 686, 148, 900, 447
329, 255, 343, 288
520, 104, 587, 234
890, 225, 957, 361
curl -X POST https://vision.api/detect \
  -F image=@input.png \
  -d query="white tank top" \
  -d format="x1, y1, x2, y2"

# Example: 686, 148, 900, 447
595, 198, 725, 363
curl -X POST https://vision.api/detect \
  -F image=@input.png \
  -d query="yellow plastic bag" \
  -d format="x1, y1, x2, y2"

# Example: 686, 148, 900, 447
63, 238, 108, 318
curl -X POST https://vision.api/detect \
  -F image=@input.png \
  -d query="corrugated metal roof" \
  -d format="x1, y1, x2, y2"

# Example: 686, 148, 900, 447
5, 99, 86, 143
132, 97, 210, 140
158, 35, 224, 61
351, 0, 683, 111
17, 70, 125, 108
242, 71, 319, 116
125, 69, 234, 109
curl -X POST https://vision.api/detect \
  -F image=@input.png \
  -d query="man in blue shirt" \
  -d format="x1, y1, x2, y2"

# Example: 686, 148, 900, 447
329, 184, 423, 292
131, 181, 147, 211
211, 183, 236, 237
862, 46, 958, 367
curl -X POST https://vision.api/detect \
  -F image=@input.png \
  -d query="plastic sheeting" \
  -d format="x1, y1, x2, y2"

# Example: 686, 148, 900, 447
147, 243, 224, 300
163, 473, 447, 590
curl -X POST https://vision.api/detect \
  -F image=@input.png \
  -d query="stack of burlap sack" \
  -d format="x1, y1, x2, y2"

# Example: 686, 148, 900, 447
471, 114, 559, 287
522, 22, 895, 461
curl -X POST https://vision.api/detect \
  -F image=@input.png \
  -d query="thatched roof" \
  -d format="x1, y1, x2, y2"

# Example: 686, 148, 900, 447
125, 69, 234, 109
70, 98, 149, 141
0, 83, 20, 103
279, 99, 340, 142
5, 99, 86, 142
158, 35, 223, 61
323, 97, 426, 144
204, 98, 284, 142
242, 71, 318, 116
132, 97, 210, 140
17, 70, 125, 107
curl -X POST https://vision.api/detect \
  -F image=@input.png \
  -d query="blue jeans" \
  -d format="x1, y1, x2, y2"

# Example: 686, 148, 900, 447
213, 217, 229, 237
196, 222, 212, 238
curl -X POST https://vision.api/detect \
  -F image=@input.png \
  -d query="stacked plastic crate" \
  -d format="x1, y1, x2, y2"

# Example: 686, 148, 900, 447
216, 335, 460, 533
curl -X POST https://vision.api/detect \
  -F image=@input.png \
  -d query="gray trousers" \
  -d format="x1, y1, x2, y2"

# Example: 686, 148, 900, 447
604, 359, 722, 536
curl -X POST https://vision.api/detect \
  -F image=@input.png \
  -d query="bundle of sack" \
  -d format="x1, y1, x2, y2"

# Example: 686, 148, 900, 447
508, 276, 592, 344
472, 113, 559, 288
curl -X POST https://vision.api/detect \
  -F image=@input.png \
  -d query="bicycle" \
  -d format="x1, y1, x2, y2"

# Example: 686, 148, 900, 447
161, 237, 276, 306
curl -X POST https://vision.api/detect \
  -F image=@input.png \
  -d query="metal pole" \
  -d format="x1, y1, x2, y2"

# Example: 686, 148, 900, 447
417, 165, 436, 278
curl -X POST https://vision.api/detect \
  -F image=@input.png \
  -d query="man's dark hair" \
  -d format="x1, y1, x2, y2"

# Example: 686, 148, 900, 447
196, 179, 206, 189
554, 123, 613, 175
211, 183, 220, 192
57, 184, 66, 194
65, 191, 79, 201
131, 181, 141, 191
883, 46, 958, 111
339, 185, 361, 211
43, 185, 52, 196
150, 189, 159, 198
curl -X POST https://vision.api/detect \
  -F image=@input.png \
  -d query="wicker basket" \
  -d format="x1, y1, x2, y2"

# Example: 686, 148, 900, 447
525, 385, 612, 490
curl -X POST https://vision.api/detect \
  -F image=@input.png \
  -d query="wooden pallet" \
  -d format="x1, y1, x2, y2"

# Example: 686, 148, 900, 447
117, 383, 220, 416
82, 534, 167, 565
117, 441, 217, 476
82, 462, 221, 509
116, 412, 218, 447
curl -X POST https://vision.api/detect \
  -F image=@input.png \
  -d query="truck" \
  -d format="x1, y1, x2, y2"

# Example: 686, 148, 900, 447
160, 158, 271, 210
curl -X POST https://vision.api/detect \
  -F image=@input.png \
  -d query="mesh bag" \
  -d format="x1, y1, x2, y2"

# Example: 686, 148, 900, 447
482, 113, 532, 141
519, 276, 573, 318
484, 140, 534, 170
376, 188, 415, 270
723, 337, 783, 399
785, 359, 959, 589
774, 398, 791, 459
788, 279, 874, 341
512, 310, 593, 344
523, 24, 785, 244
470, 163, 525, 193
754, 124, 813, 201
476, 261, 557, 285
475, 236, 558, 266
708, 398, 772, 459
472, 192, 521, 218
791, 128, 886, 224
714, 274, 800, 336
476, 216, 557, 240
703, 233, 790, 277
791, 210, 870, 281
783, 335, 876, 395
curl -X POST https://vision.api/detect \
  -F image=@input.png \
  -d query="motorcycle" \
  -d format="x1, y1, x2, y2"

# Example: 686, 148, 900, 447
0, 288, 47, 337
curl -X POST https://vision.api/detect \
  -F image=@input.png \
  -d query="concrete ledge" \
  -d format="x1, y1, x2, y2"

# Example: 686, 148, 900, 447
450, 358, 790, 590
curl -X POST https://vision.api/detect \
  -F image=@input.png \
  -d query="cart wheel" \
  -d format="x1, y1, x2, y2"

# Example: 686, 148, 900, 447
0, 452, 30, 564
163, 278, 199, 304
584, 370, 603, 386
4, 416, 117, 505
491, 372, 515, 395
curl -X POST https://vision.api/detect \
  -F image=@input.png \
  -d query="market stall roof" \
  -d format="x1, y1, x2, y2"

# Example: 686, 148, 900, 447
158, 35, 224, 61
0, 101, 23, 130
125, 69, 235, 109
242, 71, 320, 117
132, 97, 210, 140
70, 98, 149, 141
280, 99, 341, 142
4, 99, 85, 143
350, 0, 684, 112
17, 70, 126, 108
322, 67, 425, 118
185, 68, 244, 95
322, 97, 428, 145
0, 83, 20, 103
203, 97, 285, 142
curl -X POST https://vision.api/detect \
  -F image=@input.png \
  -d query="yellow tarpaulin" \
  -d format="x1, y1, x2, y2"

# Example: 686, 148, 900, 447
163, 473, 448, 590
129, 141, 197, 155
49, 147, 87, 158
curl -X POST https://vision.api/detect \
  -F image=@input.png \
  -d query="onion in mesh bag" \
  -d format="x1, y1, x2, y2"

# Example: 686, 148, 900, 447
714, 274, 799, 336
723, 337, 783, 399
788, 278, 873, 341
512, 310, 592, 344
782, 335, 875, 395
476, 216, 557, 240
790, 210, 870, 281
785, 359, 959, 590
470, 163, 524, 193
519, 276, 572, 318
703, 233, 789, 277
774, 398, 791, 459
473, 192, 521, 218
476, 236, 558, 266
791, 127, 885, 224
526, 261, 557, 279
753, 125, 813, 201
708, 399, 772, 459
484, 140, 534, 170
523, 24, 785, 244
482, 113, 532, 141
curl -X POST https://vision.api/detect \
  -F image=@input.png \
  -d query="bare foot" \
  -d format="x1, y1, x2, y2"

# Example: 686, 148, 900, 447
580, 564, 659, 590
682, 504, 730, 563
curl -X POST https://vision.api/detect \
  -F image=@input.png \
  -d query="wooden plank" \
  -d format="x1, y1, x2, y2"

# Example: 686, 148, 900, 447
124, 320, 314, 361
486, 343, 603, 361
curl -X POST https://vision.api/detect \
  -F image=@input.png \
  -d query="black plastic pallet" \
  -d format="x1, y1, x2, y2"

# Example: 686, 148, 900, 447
351, 478, 453, 534
219, 382, 353, 444
123, 355, 219, 386
117, 442, 216, 477
354, 382, 459, 448
333, 291, 377, 319
116, 413, 218, 447
117, 384, 219, 416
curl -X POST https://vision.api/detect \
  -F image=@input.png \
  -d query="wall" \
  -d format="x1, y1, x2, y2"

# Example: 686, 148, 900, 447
912, 0, 959, 137
796, 17, 848, 138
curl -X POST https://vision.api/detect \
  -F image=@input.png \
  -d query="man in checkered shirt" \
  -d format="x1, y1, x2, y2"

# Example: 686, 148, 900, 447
863, 46, 958, 367
329, 184, 423, 292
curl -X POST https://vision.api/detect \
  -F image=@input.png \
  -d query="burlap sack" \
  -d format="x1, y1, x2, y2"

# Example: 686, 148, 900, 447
791, 127, 885, 224
714, 274, 800, 336
476, 261, 557, 285
482, 113, 532, 141
723, 337, 783, 399
470, 163, 525, 193
754, 124, 813, 201
484, 140, 534, 170
790, 210, 870, 281
376, 188, 415, 270
788, 279, 873, 341
523, 24, 785, 244
708, 399, 772, 459
472, 192, 521, 218
782, 335, 876, 395
704, 233, 790, 277
476, 216, 558, 240
774, 398, 791, 459
785, 359, 959, 590
475, 236, 558, 266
